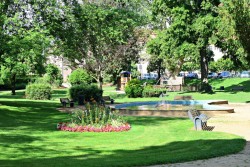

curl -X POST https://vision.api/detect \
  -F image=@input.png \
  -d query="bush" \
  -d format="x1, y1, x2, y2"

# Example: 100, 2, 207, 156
25, 83, 52, 100
45, 64, 63, 87
68, 84, 103, 102
142, 85, 166, 97
68, 68, 92, 85
125, 79, 143, 98
141, 79, 157, 85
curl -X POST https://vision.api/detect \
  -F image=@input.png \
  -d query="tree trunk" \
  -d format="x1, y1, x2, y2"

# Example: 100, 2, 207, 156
11, 74, 16, 95
157, 62, 161, 85
200, 47, 211, 92
99, 75, 103, 90
96, 62, 103, 91
112, 72, 118, 85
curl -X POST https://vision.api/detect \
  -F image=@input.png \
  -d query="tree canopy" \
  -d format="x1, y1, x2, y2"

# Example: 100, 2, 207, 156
52, 2, 146, 89
0, 0, 51, 94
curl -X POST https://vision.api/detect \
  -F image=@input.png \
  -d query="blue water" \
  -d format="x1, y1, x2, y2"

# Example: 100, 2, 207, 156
115, 100, 226, 111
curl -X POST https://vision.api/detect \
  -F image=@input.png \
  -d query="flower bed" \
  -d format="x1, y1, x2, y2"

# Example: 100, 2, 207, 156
57, 122, 131, 132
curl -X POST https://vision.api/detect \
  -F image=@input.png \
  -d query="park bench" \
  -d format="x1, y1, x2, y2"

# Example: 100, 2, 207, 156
231, 86, 244, 91
187, 109, 213, 131
60, 98, 74, 108
100, 96, 115, 106
174, 95, 193, 100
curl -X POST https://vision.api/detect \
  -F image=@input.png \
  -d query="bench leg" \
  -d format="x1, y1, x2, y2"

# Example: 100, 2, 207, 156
62, 102, 67, 108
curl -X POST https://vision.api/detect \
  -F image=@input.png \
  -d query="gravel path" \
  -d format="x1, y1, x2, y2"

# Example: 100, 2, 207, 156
149, 103, 250, 167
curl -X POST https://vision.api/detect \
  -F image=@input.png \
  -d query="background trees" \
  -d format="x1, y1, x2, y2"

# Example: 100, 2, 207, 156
216, 0, 250, 68
53, 2, 145, 89
149, 0, 235, 91
0, 1, 51, 95
0, 0, 249, 94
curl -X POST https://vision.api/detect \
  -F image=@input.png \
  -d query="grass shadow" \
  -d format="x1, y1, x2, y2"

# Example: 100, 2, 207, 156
0, 91, 25, 99
0, 139, 246, 167
0, 100, 68, 131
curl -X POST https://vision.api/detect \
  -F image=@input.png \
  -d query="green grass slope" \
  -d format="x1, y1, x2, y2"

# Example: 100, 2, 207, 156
0, 90, 246, 167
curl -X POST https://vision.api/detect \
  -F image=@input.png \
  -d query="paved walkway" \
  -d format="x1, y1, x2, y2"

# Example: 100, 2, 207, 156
149, 103, 250, 167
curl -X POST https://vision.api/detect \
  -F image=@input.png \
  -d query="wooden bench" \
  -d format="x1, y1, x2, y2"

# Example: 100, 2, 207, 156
188, 109, 213, 131
174, 95, 193, 100
60, 98, 74, 108
231, 86, 244, 91
100, 96, 114, 106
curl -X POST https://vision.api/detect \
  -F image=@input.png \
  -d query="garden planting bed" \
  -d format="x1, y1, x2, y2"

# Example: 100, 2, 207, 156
57, 122, 131, 132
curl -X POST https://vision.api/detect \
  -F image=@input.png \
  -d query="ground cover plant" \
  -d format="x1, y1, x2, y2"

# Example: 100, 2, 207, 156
0, 89, 246, 167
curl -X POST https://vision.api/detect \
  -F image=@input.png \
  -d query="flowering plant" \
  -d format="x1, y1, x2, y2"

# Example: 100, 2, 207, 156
57, 103, 131, 132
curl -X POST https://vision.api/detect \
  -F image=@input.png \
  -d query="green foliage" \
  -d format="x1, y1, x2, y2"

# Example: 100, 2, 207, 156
142, 85, 166, 97
45, 64, 63, 87
70, 104, 126, 127
68, 84, 103, 102
0, 1, 51, 95
217, 0, 250, 65
209, 58, 235, 71
182, 62, 200, 72
141, 79, 157, 85
55, 3, 145, 88
68, 68, 92, 86
125, 79, 143, 98
150, 0, 220, 81
25, 83, 52, 100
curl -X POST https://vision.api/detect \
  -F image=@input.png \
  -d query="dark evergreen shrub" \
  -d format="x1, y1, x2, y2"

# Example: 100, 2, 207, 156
68, 84, 103, 103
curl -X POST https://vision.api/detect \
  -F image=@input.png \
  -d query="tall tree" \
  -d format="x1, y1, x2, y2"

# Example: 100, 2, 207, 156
149, 0, 220, 91
216, 0, 250, 67
55, 2, 144, 89
146, 35, 165, 81
0, 1, 51, 95
104, 29, 149, 84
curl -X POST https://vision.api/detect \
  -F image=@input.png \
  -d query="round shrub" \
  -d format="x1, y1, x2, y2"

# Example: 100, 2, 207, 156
68, 68, 92, 86
68, 84, 103, 103
25, 83, 52, 100
125, 79, 143, 98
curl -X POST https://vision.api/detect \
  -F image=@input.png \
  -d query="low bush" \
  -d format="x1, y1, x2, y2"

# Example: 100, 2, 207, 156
141, 79, 157, 85
142, 85, 166, 97
125, 79, 143, 98
25, 83, 52, 100
68, 84, 103, 102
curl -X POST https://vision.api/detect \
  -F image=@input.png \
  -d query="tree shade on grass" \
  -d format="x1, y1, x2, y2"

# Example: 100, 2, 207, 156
0, 97, 245, 167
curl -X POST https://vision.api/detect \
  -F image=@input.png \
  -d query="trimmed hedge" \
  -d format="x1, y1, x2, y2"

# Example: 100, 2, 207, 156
68, 84, 103, 102
25, 84, 52, 100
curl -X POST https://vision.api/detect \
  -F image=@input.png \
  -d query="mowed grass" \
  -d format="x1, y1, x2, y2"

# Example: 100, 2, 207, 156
0, 89, 246, 167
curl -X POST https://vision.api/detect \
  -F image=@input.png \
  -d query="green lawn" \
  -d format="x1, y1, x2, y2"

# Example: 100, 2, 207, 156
0, 89, 246, 167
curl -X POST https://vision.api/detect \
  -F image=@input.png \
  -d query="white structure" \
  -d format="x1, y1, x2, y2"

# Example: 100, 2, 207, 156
210, 45, 224, 61
47, 55, 72, 82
